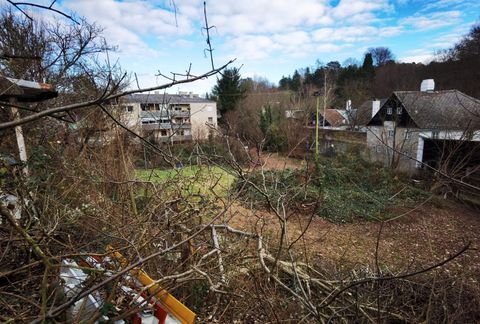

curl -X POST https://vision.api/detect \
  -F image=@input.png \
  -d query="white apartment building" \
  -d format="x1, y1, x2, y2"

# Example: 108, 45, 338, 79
122, 93, 217, 142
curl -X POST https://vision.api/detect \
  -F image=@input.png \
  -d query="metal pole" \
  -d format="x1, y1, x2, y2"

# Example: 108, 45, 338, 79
323, 70, 327, 128
315, 95, 319, 156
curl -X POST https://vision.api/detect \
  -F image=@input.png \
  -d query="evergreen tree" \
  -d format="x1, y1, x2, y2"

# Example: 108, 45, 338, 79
211, 67, 245, 124
278, 76, 290, 90
290, 70, 302, 92
259, 105, 272, 135
362, 53, 374, 74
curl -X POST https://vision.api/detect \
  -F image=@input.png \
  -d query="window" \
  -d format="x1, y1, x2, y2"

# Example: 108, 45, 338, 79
208, 117, 213, 123
160, 130, 167, 136
124, 105, 133, 112
397, 107, 402, 114
376, 145, 382, 153
388, 130, 395, 137
387, 107, 392, 115
405, 132, 411, 139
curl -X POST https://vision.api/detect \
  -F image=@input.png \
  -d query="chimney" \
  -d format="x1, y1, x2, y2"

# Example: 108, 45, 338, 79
420, 79, 435, 92
372, 100, 380, 117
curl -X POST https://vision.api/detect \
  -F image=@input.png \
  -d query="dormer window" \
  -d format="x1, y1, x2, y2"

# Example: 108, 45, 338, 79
387, 107, 392, 115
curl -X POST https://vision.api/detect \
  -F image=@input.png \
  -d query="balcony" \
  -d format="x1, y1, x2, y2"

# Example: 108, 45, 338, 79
142, 122, 191, 131
157, 135, 193, 143
170, 110, 190, 117
140, 111, 169, 118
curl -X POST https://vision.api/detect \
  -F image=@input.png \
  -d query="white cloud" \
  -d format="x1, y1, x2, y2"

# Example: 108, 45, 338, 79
428, 25, 471, 49
29, 0, 473, 94
61, 0, 195, 57
400, 53, 434, 64
207, 0, 329, 35
224, 35, 279, 61
332, 0, 391, 19
312, 25, 397, 43
420, 0, 480, 12
401, 10, 462, 30
51, 0, 404, 65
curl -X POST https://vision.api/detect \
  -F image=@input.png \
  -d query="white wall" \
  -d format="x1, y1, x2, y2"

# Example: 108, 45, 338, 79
190, 102, 217, 140
367, 125, 420, 172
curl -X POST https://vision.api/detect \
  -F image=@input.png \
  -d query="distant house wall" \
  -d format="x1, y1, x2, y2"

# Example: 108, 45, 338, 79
368, 123, 480, 174
121, 102, 141, 129
367, 124, 420, 173
190, 102, 217, 140
306, 127, 367, 155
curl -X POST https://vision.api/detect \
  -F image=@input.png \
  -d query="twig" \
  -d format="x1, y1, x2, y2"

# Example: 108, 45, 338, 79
321, 242, 471, 308
6, 0, 79, 24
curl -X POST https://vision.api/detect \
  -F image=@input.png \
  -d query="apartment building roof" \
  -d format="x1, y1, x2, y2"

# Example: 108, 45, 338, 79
125, 93, 215, 104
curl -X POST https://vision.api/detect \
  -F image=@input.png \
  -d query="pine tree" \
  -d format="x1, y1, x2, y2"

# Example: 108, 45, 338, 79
211, 67, 245, 124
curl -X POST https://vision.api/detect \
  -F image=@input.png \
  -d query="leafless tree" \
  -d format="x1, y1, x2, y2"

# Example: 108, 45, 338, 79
367, 47, 395, 66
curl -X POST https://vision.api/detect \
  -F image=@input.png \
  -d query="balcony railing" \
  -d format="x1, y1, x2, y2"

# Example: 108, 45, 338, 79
140, 110, 190, 118
157, 135, 193, 142
170, 110, 190, 117
142, 123, 191, 131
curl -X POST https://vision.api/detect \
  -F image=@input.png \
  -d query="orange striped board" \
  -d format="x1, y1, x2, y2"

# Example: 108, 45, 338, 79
106, 245, 196, 324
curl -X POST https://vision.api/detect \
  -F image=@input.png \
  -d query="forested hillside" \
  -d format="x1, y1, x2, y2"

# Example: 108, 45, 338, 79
278, 22, 480, 107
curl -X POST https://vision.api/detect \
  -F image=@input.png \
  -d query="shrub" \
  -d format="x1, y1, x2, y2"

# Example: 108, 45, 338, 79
234, 153, 431, 222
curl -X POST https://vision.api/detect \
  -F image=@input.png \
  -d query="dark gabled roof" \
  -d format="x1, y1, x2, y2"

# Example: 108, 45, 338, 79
394, 90, 480, 129
125, 93, 215, 104
356, 98, 387, 126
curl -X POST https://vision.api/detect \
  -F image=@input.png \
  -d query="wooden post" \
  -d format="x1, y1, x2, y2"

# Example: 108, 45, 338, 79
315, 95, 320, 156
10, 98, 29, 177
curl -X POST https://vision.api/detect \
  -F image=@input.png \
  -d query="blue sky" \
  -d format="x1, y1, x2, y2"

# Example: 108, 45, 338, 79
43, 0, 480, 94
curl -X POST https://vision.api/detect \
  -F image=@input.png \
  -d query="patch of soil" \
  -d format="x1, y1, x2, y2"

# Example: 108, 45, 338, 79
228, 153, 479, 288
224, 201, 480, 289
247, 151, 305, 171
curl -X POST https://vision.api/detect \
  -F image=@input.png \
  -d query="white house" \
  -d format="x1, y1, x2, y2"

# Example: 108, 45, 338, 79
366, 80, 480, 173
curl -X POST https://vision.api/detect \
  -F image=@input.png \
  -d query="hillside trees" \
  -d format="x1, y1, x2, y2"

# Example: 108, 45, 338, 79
449, 22, 480, 60
278, 18, 480, 105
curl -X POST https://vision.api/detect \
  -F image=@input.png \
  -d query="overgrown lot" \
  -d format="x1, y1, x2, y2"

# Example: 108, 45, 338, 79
234, 154, 431, 222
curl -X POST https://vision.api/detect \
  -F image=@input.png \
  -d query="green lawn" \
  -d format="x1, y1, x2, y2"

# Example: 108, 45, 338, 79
135, 165, 236, 197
